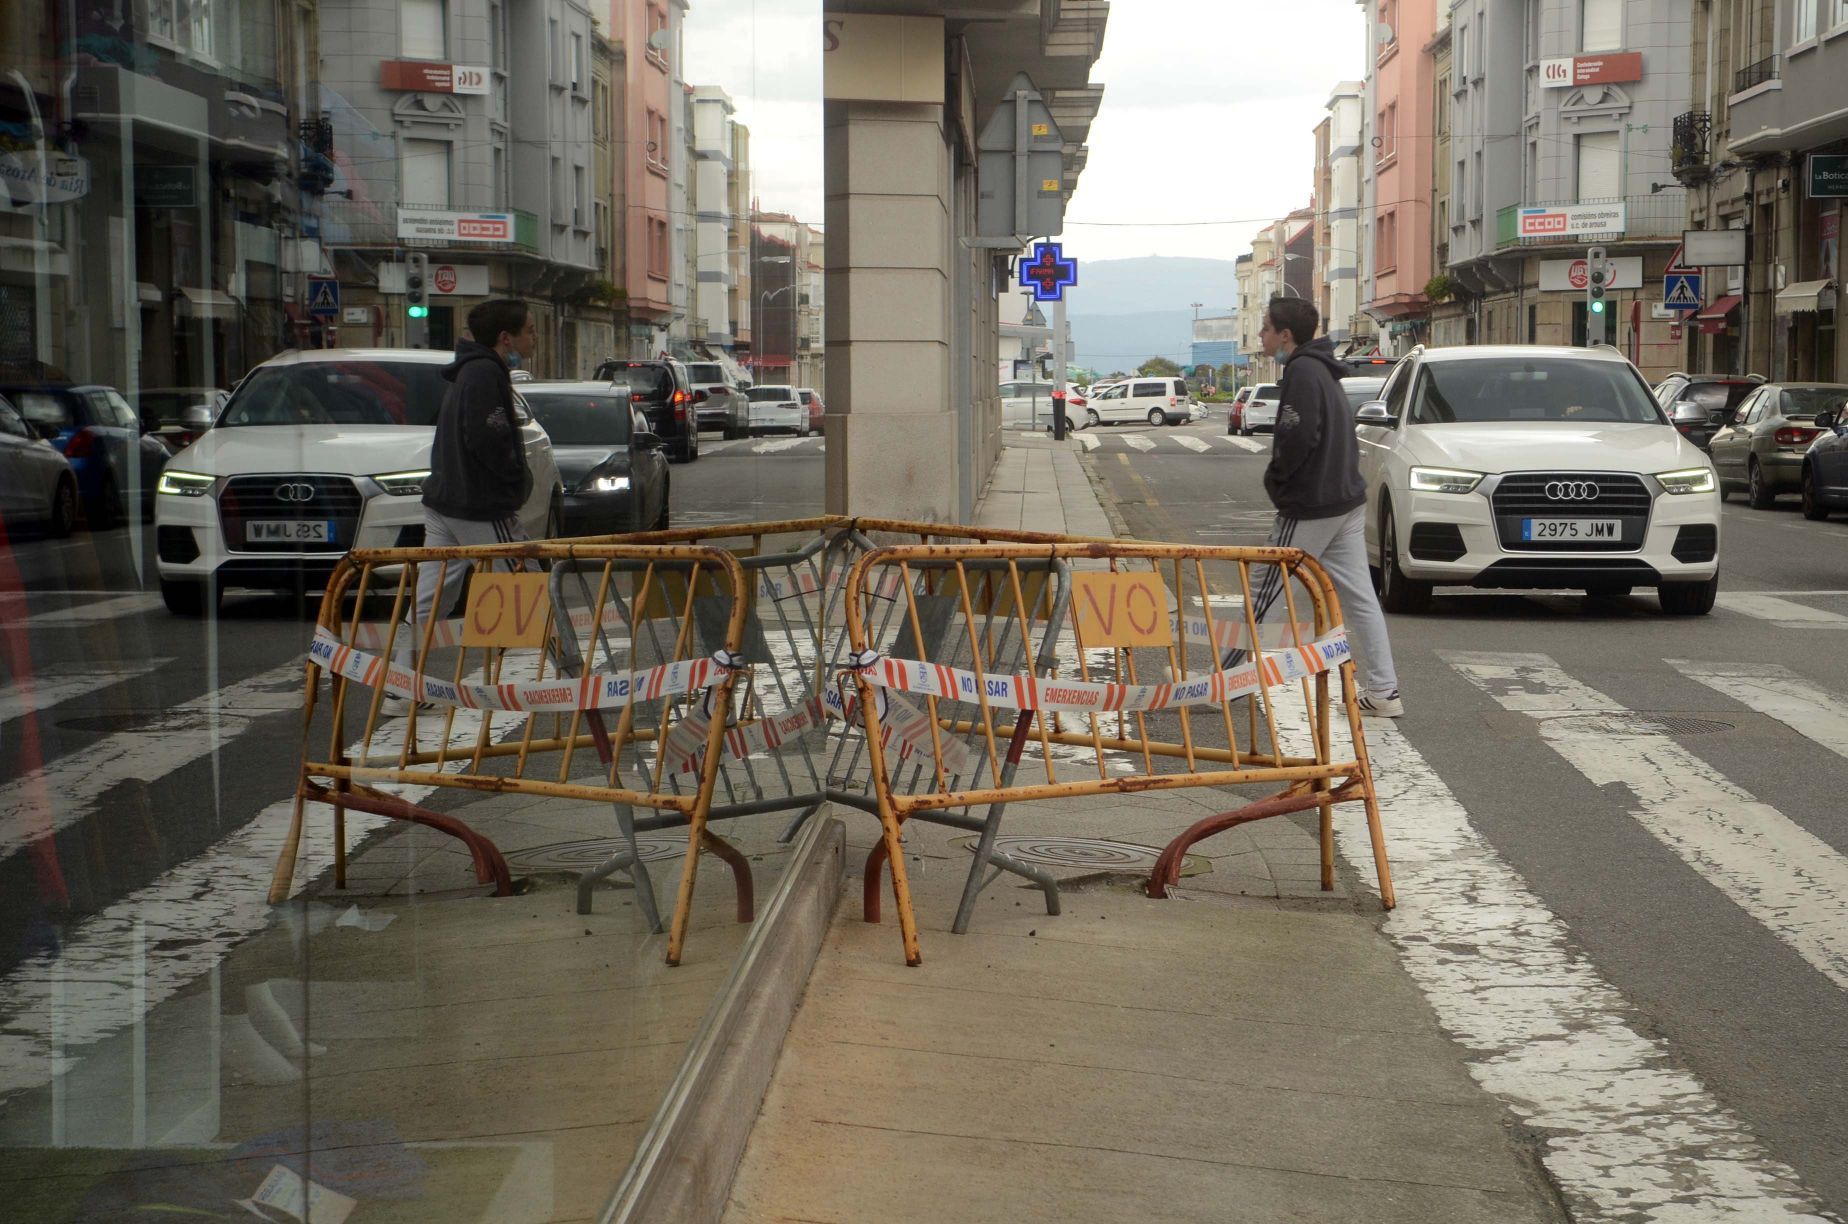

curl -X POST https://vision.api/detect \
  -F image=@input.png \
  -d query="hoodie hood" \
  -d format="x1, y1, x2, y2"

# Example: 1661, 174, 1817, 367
1282, 335, 1347, 380
442, 338, 506, 383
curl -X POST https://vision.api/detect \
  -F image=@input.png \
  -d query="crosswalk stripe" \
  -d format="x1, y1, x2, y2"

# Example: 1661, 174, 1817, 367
1076, 433, 1100, 452
0, 593, 163, 627
0, 660, 307, 866
1251, 690, 1835, 1218
1715, 592, 1848, 627
1444, 650, 1848, 994
1171, 435, 1212, 453
0, 660, 171, 724
0, 658, 546, 1100
750, 436, 812, 454
1120, 433, 1155, 452
1220, 434, 1265, 453
1668, 659, 1848, 766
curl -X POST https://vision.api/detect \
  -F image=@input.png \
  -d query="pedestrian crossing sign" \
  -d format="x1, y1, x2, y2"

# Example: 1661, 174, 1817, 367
307, 278, 340, 317
1664, 272, 1702, 312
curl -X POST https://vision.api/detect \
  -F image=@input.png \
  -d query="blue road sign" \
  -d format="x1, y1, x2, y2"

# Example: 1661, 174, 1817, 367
1664, 272, 1702, 312
1019, 242, 1078, 302
307, 278, 341, 317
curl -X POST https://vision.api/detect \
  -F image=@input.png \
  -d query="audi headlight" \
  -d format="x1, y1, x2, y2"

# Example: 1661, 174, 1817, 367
157, 470, 215, 497
1408, 466, 1484, 495
372, 469, 430, 497
589, 474, 631, 493
1657, 467, 1717, 495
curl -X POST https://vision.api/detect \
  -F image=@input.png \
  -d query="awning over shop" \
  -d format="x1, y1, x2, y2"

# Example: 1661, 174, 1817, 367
178, 287, 241, 320
1774, 280, 1836, 315
136, 282, 162, 305
1695, 293, 1741, 334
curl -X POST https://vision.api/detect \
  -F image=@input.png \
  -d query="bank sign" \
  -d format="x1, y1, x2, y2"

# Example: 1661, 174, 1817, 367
397, 210, 514, 243
1810, 154, 1848, 199
1518, 202, 1627, 238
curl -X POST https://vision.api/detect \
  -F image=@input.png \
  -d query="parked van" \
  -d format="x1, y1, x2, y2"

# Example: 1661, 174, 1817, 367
1082, 376, 1193, 426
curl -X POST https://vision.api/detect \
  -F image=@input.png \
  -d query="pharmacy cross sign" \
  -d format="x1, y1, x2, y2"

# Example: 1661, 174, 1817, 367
1020, 242, 1078, 302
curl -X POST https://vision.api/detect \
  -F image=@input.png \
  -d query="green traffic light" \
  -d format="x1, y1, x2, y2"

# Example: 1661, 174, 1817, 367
1589, 301, 1605, 314
408, 305, 429, 318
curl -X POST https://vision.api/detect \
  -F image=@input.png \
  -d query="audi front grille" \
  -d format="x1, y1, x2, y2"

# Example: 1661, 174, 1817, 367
1489, 472, 1653, 552
219, 475, 365, 554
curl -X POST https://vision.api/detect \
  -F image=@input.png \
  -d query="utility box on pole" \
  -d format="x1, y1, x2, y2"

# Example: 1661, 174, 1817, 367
975, 73, 1067, 246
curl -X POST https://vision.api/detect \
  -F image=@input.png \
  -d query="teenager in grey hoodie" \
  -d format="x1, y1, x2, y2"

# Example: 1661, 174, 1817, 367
1227, 296, 1402, 718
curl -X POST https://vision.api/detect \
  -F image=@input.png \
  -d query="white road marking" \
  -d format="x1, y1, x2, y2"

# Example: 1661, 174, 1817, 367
1715, 592, 1848, 628
1076, 434, 1100, 452
0, 660, 171, 724
1170, 435, 1212, 454
0, 593, 163, 627
0, 660, 308, 866
1669, 659, 1848, 767
1445, 650, 1848, 994
1255, 699, 1835, 1220
1119, 433, 1155, 452
0, 659, 544, 1100
750, 437, 812, 454
1219, 434, 1265, 453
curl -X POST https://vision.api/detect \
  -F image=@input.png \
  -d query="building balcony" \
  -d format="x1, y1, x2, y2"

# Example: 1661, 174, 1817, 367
1494, 195, 1687, 251
1671, 111, 1711, 180
1734, 54, 1779, 95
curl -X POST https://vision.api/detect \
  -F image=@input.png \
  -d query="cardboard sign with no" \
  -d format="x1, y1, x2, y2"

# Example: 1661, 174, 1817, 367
463, 573, 552, 648
1071, 572, 1171, 648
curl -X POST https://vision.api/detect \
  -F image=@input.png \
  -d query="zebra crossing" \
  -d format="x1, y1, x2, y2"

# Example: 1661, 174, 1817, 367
3, 585, 1848, 1215
1073, 428, 1267, 454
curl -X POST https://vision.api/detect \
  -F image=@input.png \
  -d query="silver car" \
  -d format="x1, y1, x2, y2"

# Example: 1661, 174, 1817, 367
1708, 382, 1848, 508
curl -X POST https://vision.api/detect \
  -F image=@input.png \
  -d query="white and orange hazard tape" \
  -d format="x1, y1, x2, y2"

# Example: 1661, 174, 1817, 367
843, 629, 1351, 714
653, 683, 973, 778
308, 625, 746, 714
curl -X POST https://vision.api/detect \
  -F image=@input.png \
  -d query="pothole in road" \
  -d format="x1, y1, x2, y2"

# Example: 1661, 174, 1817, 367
1541, 713, 1734, 737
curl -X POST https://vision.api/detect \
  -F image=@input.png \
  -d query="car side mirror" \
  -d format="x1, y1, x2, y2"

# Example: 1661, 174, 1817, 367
1816, 409, 1838, 431
182, 404, 215, 429
636, 431, 663, 449
1355, 402, 1395, 426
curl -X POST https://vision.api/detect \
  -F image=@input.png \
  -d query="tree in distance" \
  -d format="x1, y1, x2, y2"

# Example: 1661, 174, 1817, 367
1137, 356, 1182, 376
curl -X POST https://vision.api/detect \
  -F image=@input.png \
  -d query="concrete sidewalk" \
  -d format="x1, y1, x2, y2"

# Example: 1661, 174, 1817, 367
720, 432, 1565, 1223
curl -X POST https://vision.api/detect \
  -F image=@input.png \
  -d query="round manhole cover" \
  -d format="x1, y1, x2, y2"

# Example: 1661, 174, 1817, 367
954, 835, 1207, 877
505, 837, 685, 872
1545, 713, 1733, 737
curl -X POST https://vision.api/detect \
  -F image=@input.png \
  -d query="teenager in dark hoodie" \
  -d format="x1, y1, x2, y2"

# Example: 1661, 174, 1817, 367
386, 299, 537, 709
1226, 296, 1402, 717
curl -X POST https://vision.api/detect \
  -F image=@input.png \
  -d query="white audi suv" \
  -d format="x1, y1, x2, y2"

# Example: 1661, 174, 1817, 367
1354, 344, 1721, 616
155, 349, 562, 615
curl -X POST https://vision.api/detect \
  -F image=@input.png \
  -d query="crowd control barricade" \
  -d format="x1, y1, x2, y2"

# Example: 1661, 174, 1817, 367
272, 539, 751, 965
841, 541, 1395, 966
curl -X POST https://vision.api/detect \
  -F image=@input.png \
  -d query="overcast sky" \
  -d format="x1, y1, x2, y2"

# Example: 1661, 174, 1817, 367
1066, 0, 1367, 264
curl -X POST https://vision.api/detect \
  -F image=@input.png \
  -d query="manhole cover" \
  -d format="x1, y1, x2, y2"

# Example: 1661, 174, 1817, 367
1544, 713, 1733, 737
954, 835, 1207, 877
505, 837, 685, 872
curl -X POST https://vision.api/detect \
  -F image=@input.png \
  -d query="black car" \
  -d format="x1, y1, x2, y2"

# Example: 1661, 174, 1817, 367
591, 358, 699, 463
0, 383, 170, 525
1652, 372, 1765, 452
1801, 400, 1848, 520
521, 382, 670, 535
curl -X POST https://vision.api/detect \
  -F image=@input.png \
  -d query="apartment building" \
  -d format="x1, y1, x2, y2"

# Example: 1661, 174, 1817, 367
1360, 0, 1438, 354
692, 86, 745, 351
1678, 0, 1846, 380
607, 0, 682, 353
1443, 0, 1692, 379
1429, 10, 1466, 345
1324, 81, 1368, 346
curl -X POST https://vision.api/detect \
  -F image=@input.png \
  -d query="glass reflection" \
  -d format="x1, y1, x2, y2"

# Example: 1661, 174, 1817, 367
1, 0, 821, 1215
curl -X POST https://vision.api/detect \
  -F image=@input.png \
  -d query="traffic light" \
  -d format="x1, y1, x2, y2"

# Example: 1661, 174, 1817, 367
1585, 245, 1609, 346
405, 251, 430, 349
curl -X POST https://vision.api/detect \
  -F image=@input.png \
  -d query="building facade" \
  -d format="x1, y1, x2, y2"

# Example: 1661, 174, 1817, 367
1442, 0, 1691, 380
1324, 82, 1368, 347
1361, 0, 1438, 353
692, 86, 745, 352
609, 0, 681, 354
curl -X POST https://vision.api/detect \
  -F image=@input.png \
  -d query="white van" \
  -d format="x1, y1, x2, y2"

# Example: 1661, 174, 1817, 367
1082, 376, 1193, 426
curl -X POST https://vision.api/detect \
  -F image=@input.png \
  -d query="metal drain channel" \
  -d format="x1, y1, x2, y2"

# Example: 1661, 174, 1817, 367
1541, 713, 1734, 737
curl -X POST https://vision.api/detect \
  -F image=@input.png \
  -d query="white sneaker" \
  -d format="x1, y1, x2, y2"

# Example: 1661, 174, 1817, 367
1357, 689, 1404, 719
377, 695, 430, 719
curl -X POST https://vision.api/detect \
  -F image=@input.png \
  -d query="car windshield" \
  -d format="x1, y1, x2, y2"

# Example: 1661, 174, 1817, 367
1409, 358, 1663, 426
685, 363, 725, 383
1679, 382, 1758, 414
1341, 378, 1386, 409
1778, 386, 1848, 419
4, 389, 76, 428
746, 386, 795, 401
220, 361, 449, 427
594, 362, 673, 398
523, 392, 632, 445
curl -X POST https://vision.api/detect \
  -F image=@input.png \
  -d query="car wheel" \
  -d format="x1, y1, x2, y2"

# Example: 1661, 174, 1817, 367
1802, 466, 1828, 520
161, 576, 221, 617
1659, 575, 1719, 616
1747, 458, 1775, 508
1378, 500, 1433, 614
89, 472, 122, 530
723, 426, 742, 441
1147, 408, 1165, 427
654, 484, 671, 531
49, 476, 77, 539
545, 493, 564, 539
1085, 408, 1102, 429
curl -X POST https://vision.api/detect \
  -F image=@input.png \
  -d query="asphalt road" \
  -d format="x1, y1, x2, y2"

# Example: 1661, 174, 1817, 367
1079, 410, 1848, 1217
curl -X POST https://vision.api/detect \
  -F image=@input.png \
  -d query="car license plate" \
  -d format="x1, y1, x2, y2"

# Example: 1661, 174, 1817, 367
248, 519, 334, 543
1521, 518, 1620, 542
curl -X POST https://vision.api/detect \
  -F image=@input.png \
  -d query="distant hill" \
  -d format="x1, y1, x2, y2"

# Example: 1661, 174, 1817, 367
1065, 256, 1240, 373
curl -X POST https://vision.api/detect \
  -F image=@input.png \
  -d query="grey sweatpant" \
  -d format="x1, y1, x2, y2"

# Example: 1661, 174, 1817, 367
392, 507, 532, 666
1224, 505, 1399, 696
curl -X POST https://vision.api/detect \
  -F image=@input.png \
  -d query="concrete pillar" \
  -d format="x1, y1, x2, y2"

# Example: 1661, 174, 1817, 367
823, 98, 954, 520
